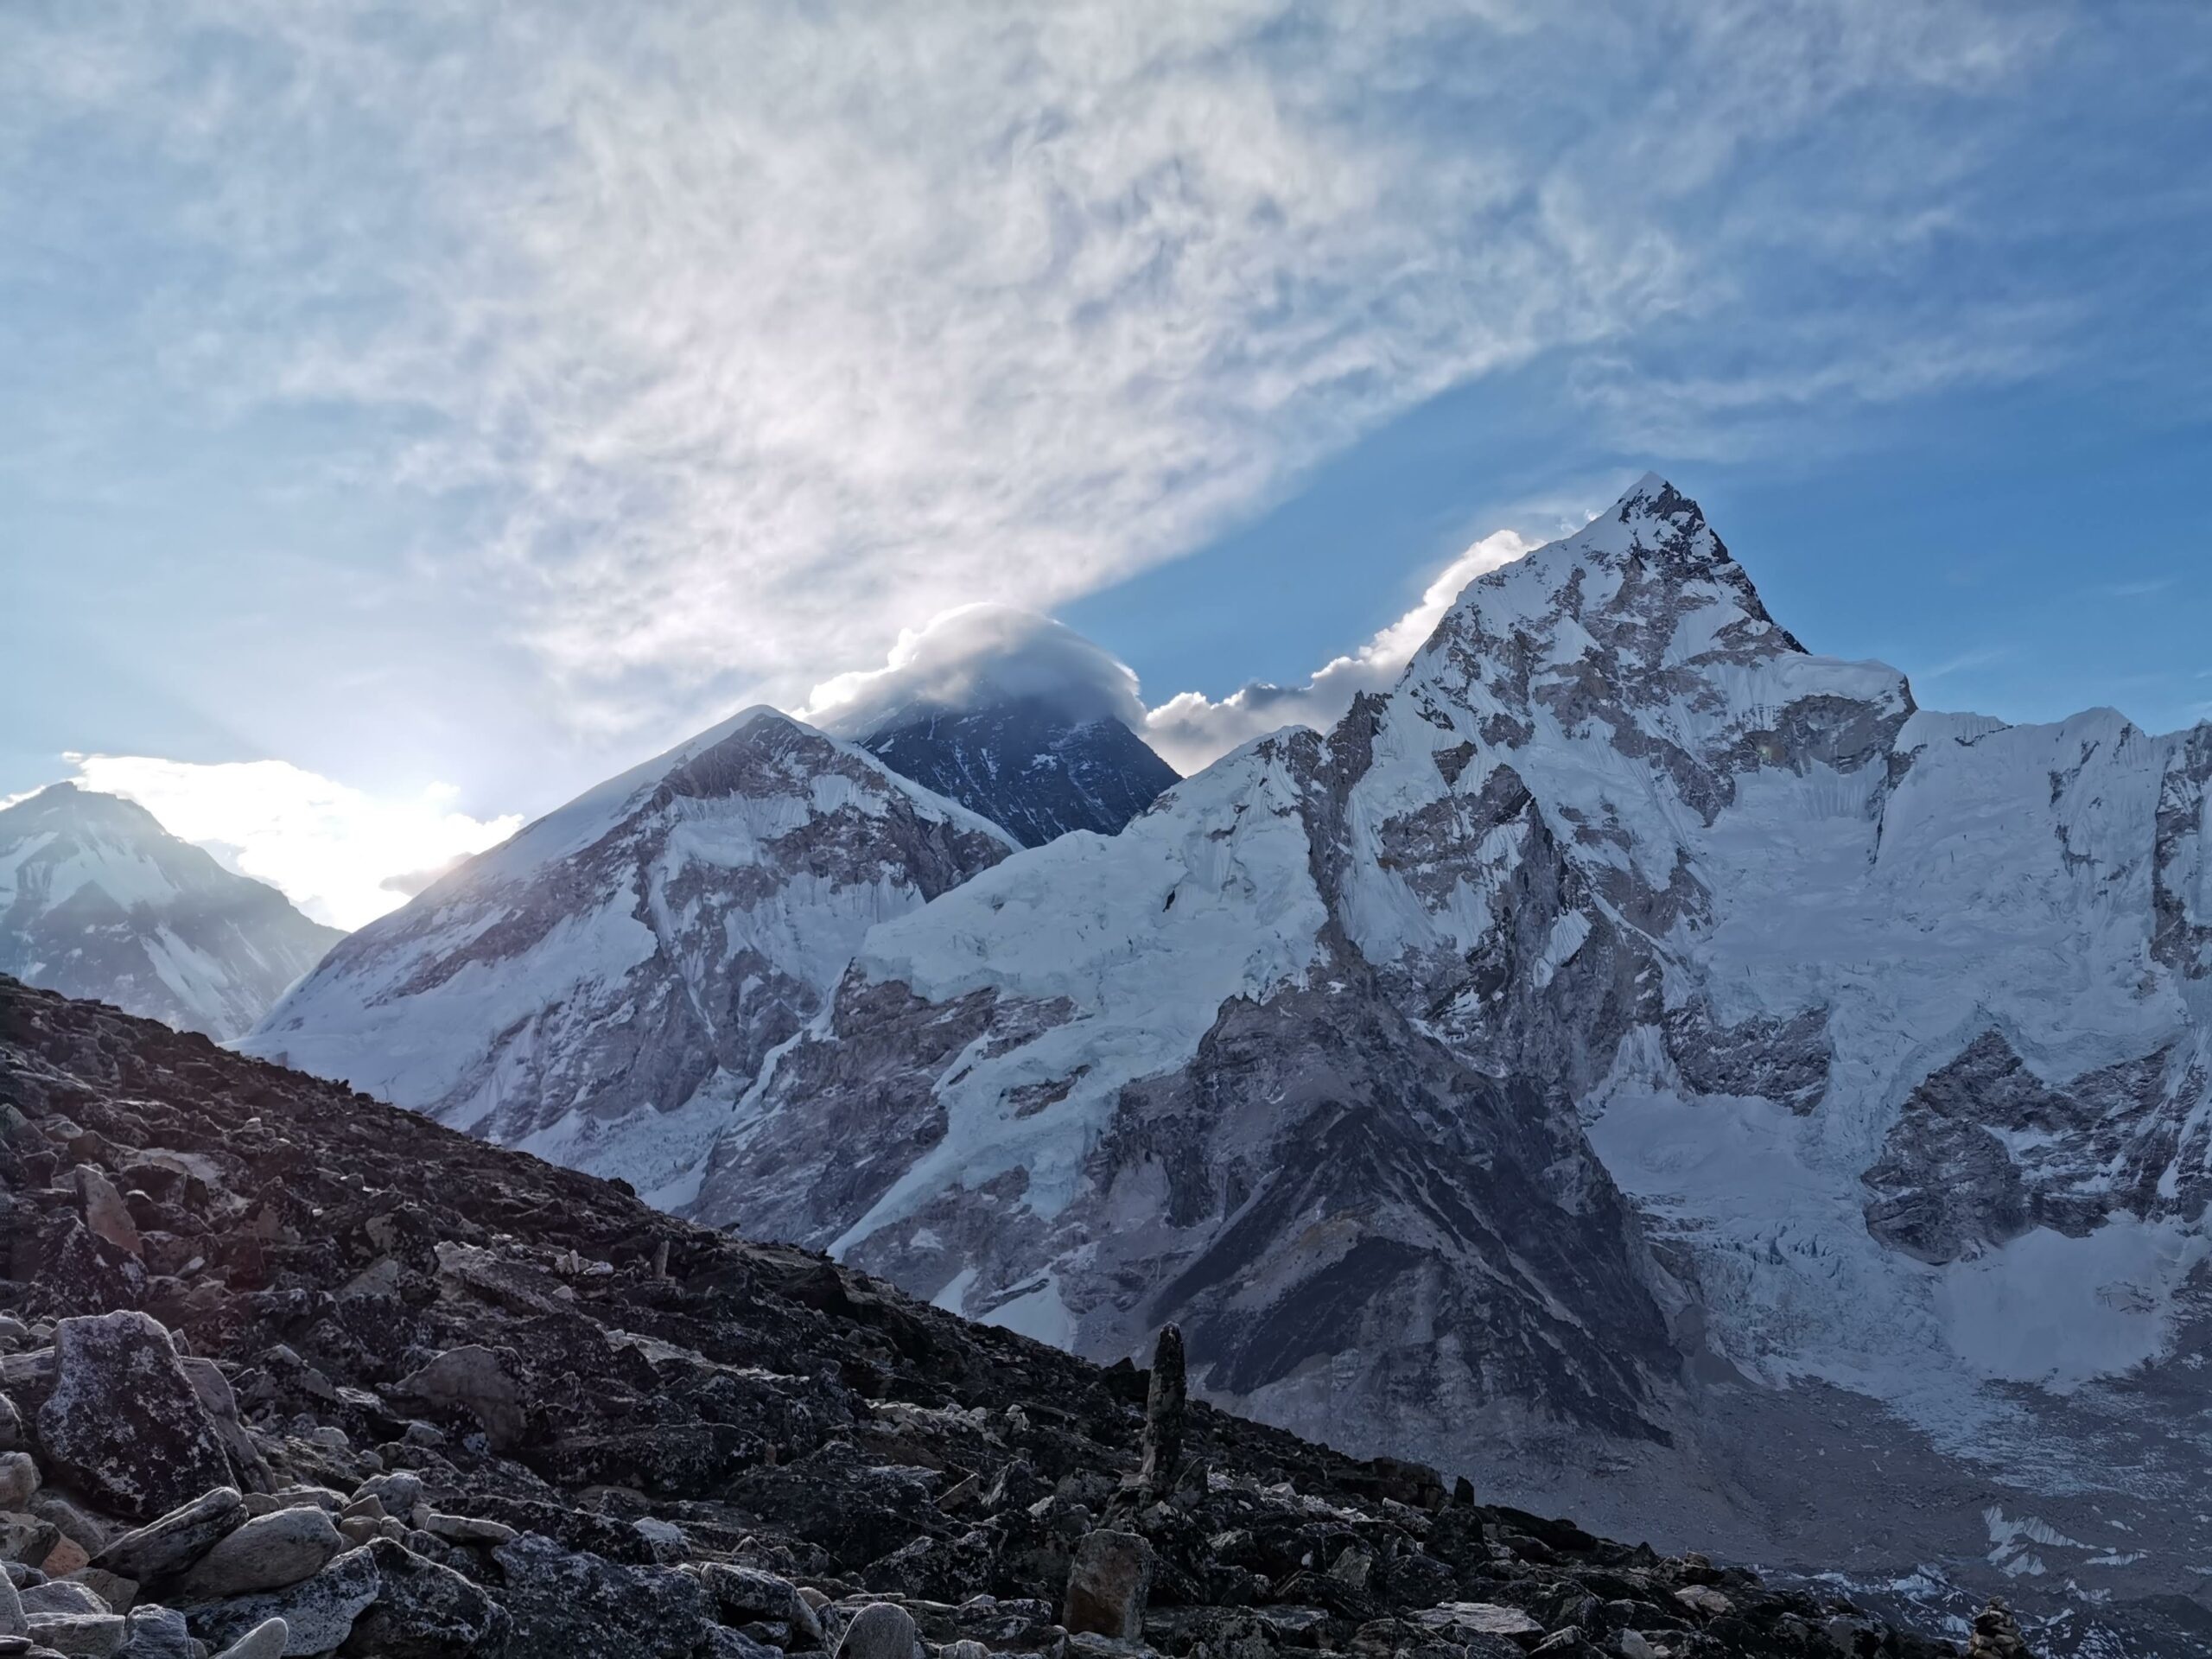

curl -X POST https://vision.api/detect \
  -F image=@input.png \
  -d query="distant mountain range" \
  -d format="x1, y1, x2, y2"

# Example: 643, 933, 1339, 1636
29, 477, 2208, 1649
0, 781, 341, 1039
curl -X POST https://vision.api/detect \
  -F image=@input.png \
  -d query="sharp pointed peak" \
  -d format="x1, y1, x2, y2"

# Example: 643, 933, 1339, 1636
1611, 471, 1707, 531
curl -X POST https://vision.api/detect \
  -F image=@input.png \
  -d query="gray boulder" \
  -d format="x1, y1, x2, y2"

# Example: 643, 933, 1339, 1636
36, 1314, 233, 1522
689, 1561, 821, 1643
490, 1532, 713, 1656
1060, 1529, 1152, 1641
183, 1544, 378, 1656
834, 1601, 918, 1659
205, 1618, 289, 1659
175, 1508, 340, 1599
20, 1580, 106, 1616
337, 1537, 508, 1657
25, 1609, 128, 1656
115, 1603, 194, 1659
94, 1489, 246, 1584
393, 1348, 525, 1451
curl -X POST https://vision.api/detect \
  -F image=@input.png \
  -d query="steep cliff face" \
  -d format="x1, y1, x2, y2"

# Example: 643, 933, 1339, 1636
688, 479, 2212, 1624
244, 709, 1014, 1200
0, 782, 341, 1039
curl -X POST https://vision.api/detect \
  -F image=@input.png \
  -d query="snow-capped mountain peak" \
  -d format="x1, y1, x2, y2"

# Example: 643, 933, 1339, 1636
859, 696, 1179, 847
0, 782, 341, 1039
681, 479, 2212, 1624
243, 704, 1016, 1202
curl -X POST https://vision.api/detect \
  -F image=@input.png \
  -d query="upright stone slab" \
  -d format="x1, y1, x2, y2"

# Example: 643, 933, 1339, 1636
36, 1313, 233, 1522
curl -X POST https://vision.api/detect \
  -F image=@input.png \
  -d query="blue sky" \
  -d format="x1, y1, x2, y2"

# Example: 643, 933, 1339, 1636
3, 3, 2209, 924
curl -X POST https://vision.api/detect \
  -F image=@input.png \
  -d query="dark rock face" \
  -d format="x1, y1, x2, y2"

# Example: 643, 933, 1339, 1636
0, 784, 342, 1042
861, 700, 1179, 848
0, 976, 1967, 1657
1863, 1031, 2185, 1262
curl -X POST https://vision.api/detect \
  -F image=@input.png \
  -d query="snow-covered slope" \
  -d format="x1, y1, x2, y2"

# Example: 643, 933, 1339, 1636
688, 478, 2212, 1629
0, 783, 342, 1039
243, 709, 1014, 1199
859, 697, 1179, 847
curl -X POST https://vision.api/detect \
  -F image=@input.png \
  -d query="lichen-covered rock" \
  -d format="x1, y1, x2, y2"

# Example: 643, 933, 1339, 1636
36, 1314, 233, 1522
337, 1537, 508, 1658
688, 1561, 823, 1645
490, 1533, 713, 1657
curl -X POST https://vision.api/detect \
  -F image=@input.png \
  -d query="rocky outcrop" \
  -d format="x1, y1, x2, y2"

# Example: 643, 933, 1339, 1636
0, 976, 1974, 1656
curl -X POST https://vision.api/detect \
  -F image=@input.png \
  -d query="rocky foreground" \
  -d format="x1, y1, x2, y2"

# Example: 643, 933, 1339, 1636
1, 978, 2024, 1659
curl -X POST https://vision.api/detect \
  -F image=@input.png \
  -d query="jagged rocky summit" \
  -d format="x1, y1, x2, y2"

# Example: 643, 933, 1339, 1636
3, 975, 2005, 1657
241, 708, 1017, 1203
859, 698, 1179, 849
0, 785, 341, 1042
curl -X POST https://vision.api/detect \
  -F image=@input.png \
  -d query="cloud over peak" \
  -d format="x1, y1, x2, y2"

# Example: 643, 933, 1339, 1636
805, 605, 1147, 738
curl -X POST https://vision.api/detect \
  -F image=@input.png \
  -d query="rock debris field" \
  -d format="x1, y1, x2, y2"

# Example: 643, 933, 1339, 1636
0, 978, 2027, 1658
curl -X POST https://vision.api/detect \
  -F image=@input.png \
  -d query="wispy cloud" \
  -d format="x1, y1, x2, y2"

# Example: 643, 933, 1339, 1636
1145, 528, 1536, 772
1, 0, 2082, 747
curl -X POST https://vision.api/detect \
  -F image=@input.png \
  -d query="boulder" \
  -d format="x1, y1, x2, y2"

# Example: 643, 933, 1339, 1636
177, 1361, 270, 1496
0, 1513, 60, 1568
93, 1489, 245, 1585
490, 1532, 714, 1656
1, 1567, 22, 1636
183, 1544, 378, 1656
24, 1610, 128, 1656
175, 1508, 341, 1598
415, 1514, 516, 1548
336, 1538, 508, 1657
0, 1458, 35, 1512
19, 1580, 106, 1616
60, 1572, 134, 1616
689, 1562, 823, 1645
31, 1494, 114, 1558
392, 1348, 524, 1450
1061, 1529, 1153, 1641
114, 1604, 195, 1659
205, 1618, 289, 1659
71, 1168, 141, 1262
834, 1601, 918, 1659
36, 1315, 233, 1522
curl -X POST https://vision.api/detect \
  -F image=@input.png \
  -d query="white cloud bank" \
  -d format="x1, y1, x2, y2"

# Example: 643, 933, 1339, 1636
62, 755, 520, 931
